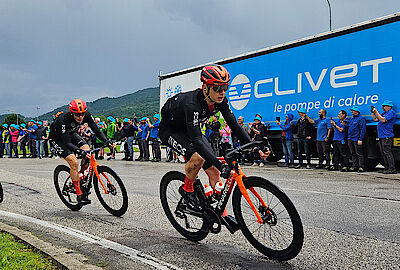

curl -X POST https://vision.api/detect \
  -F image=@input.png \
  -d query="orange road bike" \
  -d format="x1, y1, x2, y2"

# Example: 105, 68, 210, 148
160, 140, 304, 261
54, 146, 128, 216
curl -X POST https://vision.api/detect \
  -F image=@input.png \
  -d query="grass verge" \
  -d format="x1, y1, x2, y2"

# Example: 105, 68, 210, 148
0, 232, 56, 270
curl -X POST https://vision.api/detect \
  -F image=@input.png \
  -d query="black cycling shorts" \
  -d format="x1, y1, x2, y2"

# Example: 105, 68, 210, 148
50, 133, 88, 159
160, 127, 214, 170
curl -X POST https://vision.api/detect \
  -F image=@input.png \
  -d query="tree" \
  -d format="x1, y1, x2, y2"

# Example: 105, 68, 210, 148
3, 114, 25, 126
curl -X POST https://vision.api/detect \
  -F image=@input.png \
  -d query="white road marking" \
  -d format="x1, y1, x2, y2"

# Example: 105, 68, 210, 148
282, 188, 400, 203
0, 210, 181, 270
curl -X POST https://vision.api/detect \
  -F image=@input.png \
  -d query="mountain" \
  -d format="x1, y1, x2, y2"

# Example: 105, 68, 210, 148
39, 87, 160, 120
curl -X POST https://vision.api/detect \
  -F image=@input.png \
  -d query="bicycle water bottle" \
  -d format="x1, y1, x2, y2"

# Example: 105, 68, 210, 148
204, 184, 214, 197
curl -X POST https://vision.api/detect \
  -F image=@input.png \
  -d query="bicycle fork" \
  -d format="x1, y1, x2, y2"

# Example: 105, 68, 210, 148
234, 167, 268, 224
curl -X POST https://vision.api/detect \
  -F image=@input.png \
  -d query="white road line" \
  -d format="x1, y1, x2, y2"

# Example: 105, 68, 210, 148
282, 188, 400, 203
0, 210, 181, 270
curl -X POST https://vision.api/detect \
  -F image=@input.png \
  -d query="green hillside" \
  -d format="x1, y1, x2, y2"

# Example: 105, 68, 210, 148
39, 87, 160, 120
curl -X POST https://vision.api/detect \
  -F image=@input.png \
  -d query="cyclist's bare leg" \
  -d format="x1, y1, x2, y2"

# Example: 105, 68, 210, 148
204, 166, 220, 189
80, 144, 90, 172
64, 154, 83, 196
183, 152, 204, 192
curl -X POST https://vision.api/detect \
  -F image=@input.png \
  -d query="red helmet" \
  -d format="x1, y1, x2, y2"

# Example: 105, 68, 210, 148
69, 99, 87, 114
201, 64, 231, 85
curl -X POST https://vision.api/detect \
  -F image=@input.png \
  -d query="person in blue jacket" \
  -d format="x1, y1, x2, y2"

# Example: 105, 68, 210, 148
135, 118, 144, 161
277, 113, 294, 167
347, 106, 366, 173
306, 109, 332, 169
330, 110, 349, 171
372, 100, 397, 174
140, 117, 150, 161
148, 113, 161, 162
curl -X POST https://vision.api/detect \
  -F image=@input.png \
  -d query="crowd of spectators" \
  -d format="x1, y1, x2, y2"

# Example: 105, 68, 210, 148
0, 99, 397, 174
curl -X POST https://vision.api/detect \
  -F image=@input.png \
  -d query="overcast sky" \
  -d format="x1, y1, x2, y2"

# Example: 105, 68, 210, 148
1, 0, 399, 117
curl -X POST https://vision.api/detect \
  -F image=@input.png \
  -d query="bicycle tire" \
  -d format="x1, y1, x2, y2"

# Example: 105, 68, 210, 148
232, 176, 303, 261
0, 182, 3, 203
54, 165, 83, 211
160, 171, 209, 241
93, 166, 128, 217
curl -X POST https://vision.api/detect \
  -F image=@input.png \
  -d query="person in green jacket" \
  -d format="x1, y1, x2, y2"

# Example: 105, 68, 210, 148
106, 116, 117, 160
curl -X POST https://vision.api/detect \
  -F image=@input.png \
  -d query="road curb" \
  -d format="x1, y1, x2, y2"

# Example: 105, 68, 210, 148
0, 221, 101, 270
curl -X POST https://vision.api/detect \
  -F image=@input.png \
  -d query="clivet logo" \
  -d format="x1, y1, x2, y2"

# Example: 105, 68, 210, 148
228, 74, 251, 110
166, 84, 182, 99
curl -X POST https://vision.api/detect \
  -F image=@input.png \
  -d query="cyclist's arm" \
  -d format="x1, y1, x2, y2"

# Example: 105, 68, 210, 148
185, 105, 222, 170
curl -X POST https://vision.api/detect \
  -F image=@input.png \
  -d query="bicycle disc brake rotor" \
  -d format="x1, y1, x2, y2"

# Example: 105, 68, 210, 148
107, 183, 117, 195
203, 208, 221, 233
260, 206, 278, 226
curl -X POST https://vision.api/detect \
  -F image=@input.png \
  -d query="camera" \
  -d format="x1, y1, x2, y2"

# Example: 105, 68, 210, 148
370, 106, 375, 113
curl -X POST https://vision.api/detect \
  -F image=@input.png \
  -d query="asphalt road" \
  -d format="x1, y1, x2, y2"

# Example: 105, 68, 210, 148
0, 155, 399, 269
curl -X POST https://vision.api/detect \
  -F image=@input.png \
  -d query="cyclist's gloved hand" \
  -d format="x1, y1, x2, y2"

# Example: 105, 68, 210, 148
74, 148, 88, 159
220, 164, 232, 179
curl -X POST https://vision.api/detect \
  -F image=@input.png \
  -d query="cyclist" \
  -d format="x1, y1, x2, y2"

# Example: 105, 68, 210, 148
159, 64, 269, 214
49, 99, 112, 204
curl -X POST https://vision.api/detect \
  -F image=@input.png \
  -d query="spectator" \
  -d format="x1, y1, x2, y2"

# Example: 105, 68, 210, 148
347, 106, 367, 173
36, 121, 46, 159
93, 121, 106, 160
42, 121, 50, 157
277, 114, 295, 168
1, 124, 9, 157
295, 108, 313, 169
140, 117, 150, 161
148, 114, 161, 162
27, 119, 38, 158
135, 118, 145, 161
106, 116, 117, 160
18, 123, 28, 158
79, 123, 93, 145
10, 124, 19, 158
209, 115, 221, 156
330, 110, 349, 171
250, 116, 267, 167
306, 109, 332, 169
372, 100, 397, 174
120, 118, 138, 161
219, 120, 232, 156
233, 116, 249, 164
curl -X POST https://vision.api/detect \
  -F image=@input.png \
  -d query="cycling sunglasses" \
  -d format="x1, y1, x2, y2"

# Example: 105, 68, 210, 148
73, 112, 85, 117
210, 84, 229, 93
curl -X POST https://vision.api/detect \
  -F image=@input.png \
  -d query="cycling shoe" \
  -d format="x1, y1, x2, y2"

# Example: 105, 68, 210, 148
223, 215, 240, 233
77, 194, 91, 205
178, 186, 202, 212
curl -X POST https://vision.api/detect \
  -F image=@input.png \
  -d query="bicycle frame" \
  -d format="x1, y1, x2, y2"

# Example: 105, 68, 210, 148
216, 157, 267, 224
88, 153, 112, 195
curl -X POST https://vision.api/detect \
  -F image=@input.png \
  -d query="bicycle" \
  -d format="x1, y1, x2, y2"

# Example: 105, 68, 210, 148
0, 181, 3, 203
160, 140, 304, 261
54, 146, 128, 216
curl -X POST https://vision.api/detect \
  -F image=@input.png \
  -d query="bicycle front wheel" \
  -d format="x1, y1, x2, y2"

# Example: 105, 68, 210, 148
232, 177, 303, 261
160, 171, 209, 241
54, 165, 82, 211
93, 166, 128, 217
0, 182, 3, 203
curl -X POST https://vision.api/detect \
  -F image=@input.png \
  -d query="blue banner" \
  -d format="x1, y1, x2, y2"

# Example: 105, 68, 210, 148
225, 21, 400, 129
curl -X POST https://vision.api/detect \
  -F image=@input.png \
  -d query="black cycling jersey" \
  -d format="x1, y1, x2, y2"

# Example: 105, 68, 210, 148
160, 88, 251, 171
50, 111, 107, 152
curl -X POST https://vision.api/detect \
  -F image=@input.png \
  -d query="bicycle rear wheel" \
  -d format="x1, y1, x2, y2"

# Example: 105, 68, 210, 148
93, 166, 128, 217
232, 177, 303, 261
54, 165, 82, 211
160, 171, 209, 241
0, 182, 3, 203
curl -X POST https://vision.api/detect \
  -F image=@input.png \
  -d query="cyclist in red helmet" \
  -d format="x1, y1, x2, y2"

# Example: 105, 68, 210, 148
49, 99, 113, 204
160, 64, 269, 222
